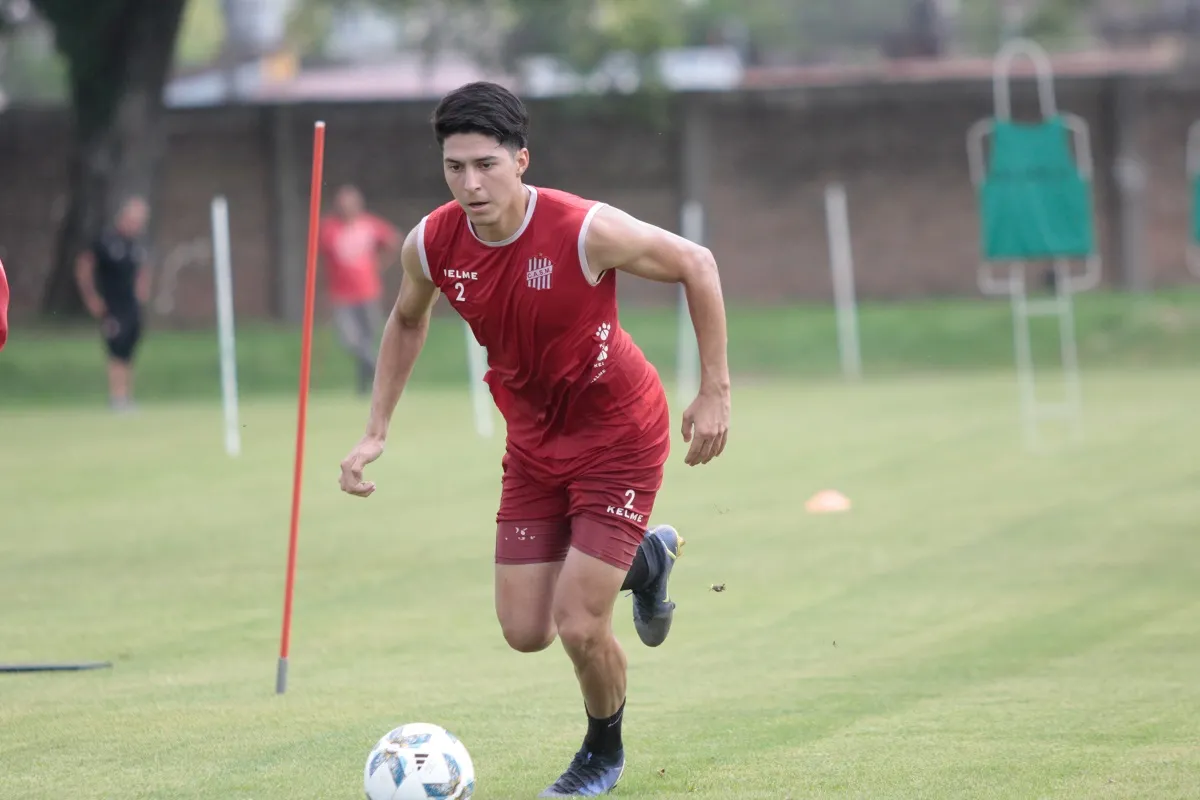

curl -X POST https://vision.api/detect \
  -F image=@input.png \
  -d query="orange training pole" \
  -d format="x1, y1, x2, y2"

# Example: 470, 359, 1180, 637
277, 121, 326, 694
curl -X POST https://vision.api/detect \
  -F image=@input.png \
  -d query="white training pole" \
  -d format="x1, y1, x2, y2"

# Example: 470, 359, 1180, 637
210, 196, 242, 457
677, 201, 703, 405
824, 183, 862, 381
464, 322, 493, 438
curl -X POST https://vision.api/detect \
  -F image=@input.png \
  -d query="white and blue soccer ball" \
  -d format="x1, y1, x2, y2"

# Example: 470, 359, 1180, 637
363, 722, 476, 800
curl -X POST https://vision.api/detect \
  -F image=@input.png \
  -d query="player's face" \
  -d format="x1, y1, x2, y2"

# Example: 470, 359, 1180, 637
117, 198, 148, 236
441, 133, 529, 227
335, 186, 363, 218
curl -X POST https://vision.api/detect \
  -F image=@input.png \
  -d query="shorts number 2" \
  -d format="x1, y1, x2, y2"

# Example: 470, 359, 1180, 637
623, 489, 636, 510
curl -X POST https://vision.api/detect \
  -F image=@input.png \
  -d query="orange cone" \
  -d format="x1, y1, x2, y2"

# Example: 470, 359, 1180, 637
805, 490, 851, 513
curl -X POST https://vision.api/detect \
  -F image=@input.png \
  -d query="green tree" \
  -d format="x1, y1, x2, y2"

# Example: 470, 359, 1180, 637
292, 0, 695, 80
176, 0, 225, 67
504, 0, 689, 73
31, 0, 188, 316
1023, 0, 1092, 47
287, 0, 780, 124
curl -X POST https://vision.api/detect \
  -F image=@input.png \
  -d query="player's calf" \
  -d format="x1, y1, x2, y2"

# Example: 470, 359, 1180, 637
540, 546, 631, 797
625, 525, 685, 648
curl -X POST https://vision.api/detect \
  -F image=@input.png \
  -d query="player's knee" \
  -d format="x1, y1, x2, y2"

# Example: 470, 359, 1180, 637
498, 618, 556, 653
501, 625, 556, 653
554, 610, 607, 658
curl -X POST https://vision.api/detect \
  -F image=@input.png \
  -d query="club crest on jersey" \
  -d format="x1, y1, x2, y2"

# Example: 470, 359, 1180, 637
526, 255, 554, 291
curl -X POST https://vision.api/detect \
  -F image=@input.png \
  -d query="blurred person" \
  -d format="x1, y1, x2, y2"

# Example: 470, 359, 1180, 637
0, 256, 8, 352
318, 184, 401, 394
75, 196, 152, 411
338, 82, 731, 798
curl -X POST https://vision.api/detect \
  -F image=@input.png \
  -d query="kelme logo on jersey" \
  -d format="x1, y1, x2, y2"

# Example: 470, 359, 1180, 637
606, 505, 645, 524
526, 255, 554, 291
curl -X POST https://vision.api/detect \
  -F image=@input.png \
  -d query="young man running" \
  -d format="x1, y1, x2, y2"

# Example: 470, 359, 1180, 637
339, 81, 731, 797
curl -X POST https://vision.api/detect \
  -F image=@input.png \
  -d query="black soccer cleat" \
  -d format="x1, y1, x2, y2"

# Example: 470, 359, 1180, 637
631, 525, 685, 648
538, 746, 626, 797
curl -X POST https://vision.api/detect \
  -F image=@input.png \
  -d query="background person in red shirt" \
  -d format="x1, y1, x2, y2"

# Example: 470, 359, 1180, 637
318, 184, 401, 394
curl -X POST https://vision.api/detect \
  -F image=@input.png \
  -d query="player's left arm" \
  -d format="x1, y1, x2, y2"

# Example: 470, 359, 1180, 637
373, 215, 403, 270
135, 259, 153, 306
584, 204, 731, 466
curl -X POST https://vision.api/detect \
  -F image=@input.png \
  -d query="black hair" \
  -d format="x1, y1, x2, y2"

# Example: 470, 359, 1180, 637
432, 81, 530, 151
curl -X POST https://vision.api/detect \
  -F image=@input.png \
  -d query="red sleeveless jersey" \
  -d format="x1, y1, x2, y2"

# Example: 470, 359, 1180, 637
418, 186, 666, 461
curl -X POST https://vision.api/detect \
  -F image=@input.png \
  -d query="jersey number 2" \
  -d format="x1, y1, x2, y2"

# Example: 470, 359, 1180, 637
454, 281, 466, 302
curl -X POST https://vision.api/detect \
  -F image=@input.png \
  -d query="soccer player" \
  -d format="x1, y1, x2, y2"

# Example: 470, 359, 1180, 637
317, 184, 402, 394
338, 82, 731, 798
74, 196, 153, 411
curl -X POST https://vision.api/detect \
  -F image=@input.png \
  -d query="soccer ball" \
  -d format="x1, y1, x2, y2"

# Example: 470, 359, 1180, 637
363, 722, 476, 800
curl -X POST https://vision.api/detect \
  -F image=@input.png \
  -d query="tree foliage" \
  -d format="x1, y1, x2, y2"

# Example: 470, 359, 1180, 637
176, 0, 226, 67
294, 0, 723, 73
293, 0, 1114, 70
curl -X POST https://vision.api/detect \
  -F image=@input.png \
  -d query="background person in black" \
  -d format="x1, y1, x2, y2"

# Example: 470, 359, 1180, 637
74, 196, 152, 410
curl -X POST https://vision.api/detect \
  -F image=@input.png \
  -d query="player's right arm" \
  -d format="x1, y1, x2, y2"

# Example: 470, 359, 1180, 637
339, 224, 439, 498
73, 247, 106, 319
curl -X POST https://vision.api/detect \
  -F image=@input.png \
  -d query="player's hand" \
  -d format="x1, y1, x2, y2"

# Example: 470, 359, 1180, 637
339, 436, 385, 497
681, 386, 730, 466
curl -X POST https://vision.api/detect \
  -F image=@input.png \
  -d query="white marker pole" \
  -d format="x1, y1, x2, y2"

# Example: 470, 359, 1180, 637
210, 196, 242, 456
677, 200, 704, 405
824, 183, 862, 381
464, 322, 493, 438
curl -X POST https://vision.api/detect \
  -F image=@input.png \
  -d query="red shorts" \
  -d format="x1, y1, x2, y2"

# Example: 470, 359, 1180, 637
495, 401, 671, 571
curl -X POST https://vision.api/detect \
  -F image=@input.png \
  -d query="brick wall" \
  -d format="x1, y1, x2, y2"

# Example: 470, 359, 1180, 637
2, 77, 1197, 324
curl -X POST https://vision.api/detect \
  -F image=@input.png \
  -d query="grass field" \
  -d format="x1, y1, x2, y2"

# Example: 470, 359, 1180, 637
3, 362, 1200, 798
5, 288, 1200, 404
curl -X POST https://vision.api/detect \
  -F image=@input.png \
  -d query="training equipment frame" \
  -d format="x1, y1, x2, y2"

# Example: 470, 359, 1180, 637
967, 38, 1100, 450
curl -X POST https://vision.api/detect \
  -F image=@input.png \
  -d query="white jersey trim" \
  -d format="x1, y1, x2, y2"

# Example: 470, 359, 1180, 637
467, 186, 539, 247
416, 215, 432, 280
577, 202, 607, 287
